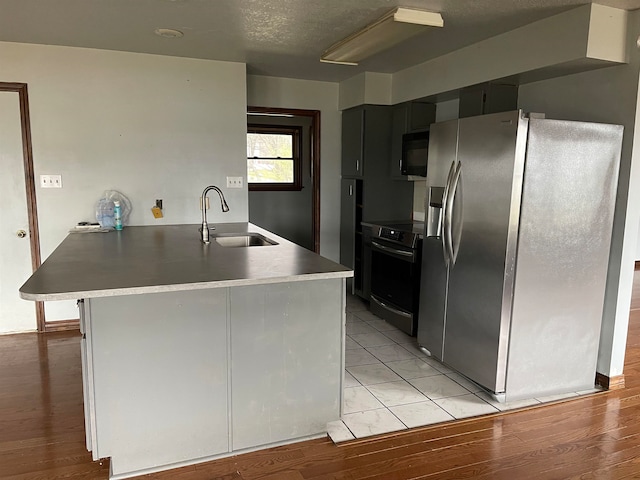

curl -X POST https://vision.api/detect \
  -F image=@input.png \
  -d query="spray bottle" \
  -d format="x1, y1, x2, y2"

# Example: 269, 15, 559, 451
114, 200, 123, 231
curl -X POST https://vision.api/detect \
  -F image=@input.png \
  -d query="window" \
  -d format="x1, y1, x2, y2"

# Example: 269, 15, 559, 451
247, 125, 302, 191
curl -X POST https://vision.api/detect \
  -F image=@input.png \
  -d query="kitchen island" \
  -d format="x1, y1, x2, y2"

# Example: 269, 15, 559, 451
20, 223, 352, 479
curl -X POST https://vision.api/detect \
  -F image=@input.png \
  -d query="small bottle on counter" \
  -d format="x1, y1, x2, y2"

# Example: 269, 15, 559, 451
114, 200, 123, 231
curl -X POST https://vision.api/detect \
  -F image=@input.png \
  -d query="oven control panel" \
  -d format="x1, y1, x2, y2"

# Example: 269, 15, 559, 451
380, 228, 405, 243
376, 227, 418, 248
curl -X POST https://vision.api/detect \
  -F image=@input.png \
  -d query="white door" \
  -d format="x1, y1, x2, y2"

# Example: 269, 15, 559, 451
0, 91, 36, 333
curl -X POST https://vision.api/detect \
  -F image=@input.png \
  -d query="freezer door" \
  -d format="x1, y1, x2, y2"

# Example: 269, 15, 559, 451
443, 110, 528, 393
418, 236, 448, 358
425, 119, 460, 194
417, 119, 459, 358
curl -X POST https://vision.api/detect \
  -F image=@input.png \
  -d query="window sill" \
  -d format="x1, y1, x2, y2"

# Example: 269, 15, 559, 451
249, 184, 304, 192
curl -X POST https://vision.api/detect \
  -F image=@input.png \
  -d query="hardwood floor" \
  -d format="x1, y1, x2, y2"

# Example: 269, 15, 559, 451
3, 277, 640, 479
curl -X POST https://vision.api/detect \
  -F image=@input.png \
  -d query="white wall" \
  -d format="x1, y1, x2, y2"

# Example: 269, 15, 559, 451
518, 11, 640, 378
338, 72, 393, 110
1, 41, 248, 325
392, 4, 626, 104
246, 75, 341, 261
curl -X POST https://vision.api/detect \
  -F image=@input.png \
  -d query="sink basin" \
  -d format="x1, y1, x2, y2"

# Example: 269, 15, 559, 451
213, 232, 278, 248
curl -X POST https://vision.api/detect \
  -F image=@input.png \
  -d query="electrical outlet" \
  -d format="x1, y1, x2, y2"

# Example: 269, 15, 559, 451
226, 176, 243, 189
40, 174, 62, 188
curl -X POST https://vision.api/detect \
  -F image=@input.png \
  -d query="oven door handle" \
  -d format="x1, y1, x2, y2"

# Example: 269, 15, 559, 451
371, 241, 414, 259
371, 295, 413, 319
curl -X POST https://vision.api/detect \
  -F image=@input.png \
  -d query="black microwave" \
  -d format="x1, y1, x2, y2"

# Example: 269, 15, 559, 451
401, 130, 429, 177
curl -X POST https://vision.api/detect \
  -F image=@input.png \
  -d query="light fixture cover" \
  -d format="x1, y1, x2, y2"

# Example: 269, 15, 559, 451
320, 7, 443, 65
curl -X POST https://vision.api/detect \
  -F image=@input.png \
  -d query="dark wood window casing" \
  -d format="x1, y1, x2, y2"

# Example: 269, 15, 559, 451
247, 124, 303, 191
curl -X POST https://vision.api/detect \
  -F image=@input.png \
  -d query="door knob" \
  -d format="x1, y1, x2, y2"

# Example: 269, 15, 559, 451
17, 230, 27, 238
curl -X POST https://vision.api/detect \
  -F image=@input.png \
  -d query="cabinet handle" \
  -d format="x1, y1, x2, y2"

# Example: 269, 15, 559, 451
349, 185, 353, 196
356, 159, 360, 172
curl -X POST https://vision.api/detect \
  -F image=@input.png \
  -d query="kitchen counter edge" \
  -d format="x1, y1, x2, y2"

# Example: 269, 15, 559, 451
19, 223, 352, 301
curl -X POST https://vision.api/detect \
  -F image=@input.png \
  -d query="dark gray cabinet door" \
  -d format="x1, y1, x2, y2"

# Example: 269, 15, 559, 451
459, 83, 518, 118
390, 104, 409, 179
389, 102, 436, 179
340, 178, 356, 271
341, 107, 364, 177
408, 102, 436, 132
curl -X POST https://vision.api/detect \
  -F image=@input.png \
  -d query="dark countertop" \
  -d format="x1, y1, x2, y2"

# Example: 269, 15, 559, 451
20, 223, 352, 301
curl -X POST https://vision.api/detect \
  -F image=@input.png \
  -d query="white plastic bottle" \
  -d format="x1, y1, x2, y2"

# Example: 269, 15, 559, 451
114, 200, 123, 231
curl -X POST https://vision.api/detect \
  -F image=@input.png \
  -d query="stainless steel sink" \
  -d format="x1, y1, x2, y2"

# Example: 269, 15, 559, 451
213, 232, 278, 248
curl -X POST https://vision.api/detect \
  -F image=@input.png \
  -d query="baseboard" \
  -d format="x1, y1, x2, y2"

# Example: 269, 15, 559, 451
595, 372, 626, 390
44, 318, 80, 333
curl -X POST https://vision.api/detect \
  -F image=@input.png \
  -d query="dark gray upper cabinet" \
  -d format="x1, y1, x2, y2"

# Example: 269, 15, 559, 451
390, 105, 408, 180
342, 104, 396, 179
407, 101, 437, 132
341, 107, 364, 177
390, 101, 436, 179
458, 83, 518, 118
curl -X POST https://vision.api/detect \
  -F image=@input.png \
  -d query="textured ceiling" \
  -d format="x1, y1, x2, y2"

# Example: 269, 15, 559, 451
1, 0, 639, 82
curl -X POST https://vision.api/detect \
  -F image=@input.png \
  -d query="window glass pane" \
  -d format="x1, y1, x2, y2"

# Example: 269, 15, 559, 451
247, 133, 293, 159
247, 159, 294, 183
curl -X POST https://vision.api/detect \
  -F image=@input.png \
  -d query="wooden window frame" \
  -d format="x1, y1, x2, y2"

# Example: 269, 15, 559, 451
247, 124, 303, 191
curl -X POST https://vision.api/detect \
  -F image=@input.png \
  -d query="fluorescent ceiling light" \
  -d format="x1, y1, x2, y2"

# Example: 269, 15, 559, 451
320, 7, 444, 65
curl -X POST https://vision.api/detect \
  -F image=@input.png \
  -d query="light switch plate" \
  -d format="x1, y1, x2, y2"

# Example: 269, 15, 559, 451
226, 176, 243, 189
40, 175, 62, 188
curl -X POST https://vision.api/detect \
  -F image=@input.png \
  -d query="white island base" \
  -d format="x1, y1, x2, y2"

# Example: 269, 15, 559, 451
80, 279, 346, 479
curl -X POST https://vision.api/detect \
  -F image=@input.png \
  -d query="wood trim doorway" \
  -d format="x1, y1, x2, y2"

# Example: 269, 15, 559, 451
1, 82, 46, 331
247, 106, 321, 253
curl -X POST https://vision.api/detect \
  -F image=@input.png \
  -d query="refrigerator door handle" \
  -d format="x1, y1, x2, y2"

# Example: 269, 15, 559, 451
441, 161, 456, 266
449, 161, 463, 265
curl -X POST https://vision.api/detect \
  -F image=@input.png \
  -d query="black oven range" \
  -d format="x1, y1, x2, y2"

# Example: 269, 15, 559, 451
368, 222, 423, 336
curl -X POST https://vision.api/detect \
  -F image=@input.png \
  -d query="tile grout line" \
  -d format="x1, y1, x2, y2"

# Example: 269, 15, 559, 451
343, 294, 603, 441
345, 296, 500, 433
340, 419, 358, 440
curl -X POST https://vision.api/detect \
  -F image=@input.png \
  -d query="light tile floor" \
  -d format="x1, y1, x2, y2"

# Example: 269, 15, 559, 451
327, 294, 603, 443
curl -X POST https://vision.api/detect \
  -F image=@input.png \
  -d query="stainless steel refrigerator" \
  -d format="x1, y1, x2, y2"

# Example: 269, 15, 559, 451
417, 110, 623, 401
